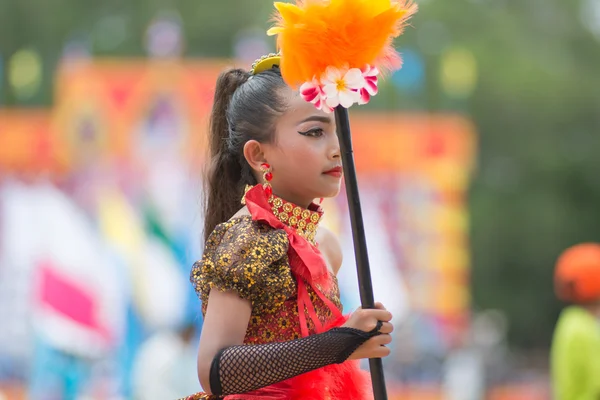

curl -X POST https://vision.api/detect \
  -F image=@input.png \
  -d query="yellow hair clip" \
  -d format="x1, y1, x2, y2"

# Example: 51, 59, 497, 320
250, 53, 281, 75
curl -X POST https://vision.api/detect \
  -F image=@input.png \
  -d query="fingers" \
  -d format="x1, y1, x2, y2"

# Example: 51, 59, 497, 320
378, 321, 394, 334
372, 346, 391, 358
347, 305, 394, 334
368, 309, 393, 322
366, 334, 392, 358
358, 316, 390, 332
371, 333, 392, 346
356, 304, 393, 322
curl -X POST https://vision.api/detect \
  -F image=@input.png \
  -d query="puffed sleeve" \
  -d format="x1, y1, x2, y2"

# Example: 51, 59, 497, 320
191, 217, 293, 314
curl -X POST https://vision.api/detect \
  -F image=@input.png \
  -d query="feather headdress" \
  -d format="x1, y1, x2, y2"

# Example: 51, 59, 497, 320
266, 0, 417, 111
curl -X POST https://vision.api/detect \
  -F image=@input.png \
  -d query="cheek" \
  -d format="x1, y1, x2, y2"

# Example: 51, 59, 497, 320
276, 138, 323, 172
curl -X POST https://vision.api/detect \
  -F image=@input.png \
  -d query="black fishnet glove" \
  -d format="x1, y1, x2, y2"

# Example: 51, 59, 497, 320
209, 324, 382, 396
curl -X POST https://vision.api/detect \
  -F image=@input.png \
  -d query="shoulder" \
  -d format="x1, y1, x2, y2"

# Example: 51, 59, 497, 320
317, 226, 343, 275
192, 216, 293, 311
554, 307, 600, 349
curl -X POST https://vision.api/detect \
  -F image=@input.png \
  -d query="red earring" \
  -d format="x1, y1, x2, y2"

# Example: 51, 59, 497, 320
261, 163, 273, 197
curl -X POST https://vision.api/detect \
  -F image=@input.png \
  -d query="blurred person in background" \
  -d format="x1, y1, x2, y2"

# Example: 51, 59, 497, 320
132, 323, 200, 400
551, 243, 600, 400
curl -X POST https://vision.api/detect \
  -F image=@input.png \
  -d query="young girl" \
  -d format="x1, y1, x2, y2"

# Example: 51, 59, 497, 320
183, 59, 394, 400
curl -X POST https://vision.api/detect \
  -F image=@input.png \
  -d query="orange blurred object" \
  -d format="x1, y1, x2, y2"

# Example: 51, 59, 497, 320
0, 110, 65, 177
555, 243, 600, 303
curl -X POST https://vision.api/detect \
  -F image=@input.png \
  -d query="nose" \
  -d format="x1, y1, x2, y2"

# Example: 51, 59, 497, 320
328, 132, 341, 160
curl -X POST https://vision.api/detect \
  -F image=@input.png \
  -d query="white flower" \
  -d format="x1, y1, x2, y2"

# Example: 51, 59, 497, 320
321, 66, 364, 109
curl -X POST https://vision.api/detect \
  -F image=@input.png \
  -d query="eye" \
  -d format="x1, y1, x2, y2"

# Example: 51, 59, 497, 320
298, 128, 324, 137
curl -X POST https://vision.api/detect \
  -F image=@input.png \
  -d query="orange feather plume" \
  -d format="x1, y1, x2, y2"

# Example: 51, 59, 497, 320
267, 0, 417, 89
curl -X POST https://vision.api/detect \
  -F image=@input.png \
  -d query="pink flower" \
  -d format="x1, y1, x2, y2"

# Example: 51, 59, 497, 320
300, 78, 335, 113
299, 65, 380, 111
300, 78, 324, 103
358, 65, 379, 105
321, 66, 364, 109
318, 101, 335, 113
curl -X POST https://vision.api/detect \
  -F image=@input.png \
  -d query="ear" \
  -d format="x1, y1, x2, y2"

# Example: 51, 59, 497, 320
243, 140, 267, 173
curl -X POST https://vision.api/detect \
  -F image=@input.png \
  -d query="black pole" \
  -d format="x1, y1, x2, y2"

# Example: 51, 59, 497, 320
334, 106, 388, 400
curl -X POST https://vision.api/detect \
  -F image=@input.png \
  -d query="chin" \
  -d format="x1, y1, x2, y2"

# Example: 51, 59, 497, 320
319, 183, 342, 199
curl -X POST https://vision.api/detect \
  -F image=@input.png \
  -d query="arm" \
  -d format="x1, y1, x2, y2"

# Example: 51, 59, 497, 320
198, 277, 392, 396
197, 290, 252, 393
207, 307, 391, 396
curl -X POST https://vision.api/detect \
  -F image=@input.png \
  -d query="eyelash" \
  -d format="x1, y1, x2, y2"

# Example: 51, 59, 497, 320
298, 128, 324, 137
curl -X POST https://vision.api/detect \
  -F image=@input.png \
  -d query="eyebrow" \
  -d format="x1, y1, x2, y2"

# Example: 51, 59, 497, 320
297, 115, 332, 125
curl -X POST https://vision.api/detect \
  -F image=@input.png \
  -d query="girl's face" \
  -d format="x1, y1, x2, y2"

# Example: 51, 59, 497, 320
262, 88, 342, 208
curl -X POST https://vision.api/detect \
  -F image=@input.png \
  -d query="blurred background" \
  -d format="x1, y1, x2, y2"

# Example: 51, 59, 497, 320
1, 0, 599, 399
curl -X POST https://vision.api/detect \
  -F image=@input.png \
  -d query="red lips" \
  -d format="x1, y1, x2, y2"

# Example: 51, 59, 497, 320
323, 166, 343, 178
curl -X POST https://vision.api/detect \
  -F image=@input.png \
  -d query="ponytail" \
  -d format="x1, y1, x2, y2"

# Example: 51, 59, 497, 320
204, 69, 250, 241
203, 66, 288, 242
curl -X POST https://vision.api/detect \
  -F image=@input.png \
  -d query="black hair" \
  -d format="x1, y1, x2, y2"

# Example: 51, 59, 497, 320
204, 67, 288, 241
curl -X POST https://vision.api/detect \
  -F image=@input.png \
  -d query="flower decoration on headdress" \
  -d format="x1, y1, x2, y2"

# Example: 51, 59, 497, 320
267, 0, 417, 112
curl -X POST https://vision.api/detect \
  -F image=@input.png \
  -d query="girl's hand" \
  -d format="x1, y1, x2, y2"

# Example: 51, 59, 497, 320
342, 302, 393, 360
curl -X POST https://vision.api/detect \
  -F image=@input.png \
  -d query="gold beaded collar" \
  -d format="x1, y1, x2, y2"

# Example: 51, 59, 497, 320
241, 184, 324, 244
269, 195, 323, 245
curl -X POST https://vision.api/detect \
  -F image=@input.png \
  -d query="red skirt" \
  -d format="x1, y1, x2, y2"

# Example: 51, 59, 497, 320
183, 360, 372, 400
183, 316, 373, 400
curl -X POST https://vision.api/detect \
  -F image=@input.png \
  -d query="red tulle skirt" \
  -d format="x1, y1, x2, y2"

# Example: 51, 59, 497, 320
184, 316, 372, 400
222, 358, 372, 400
